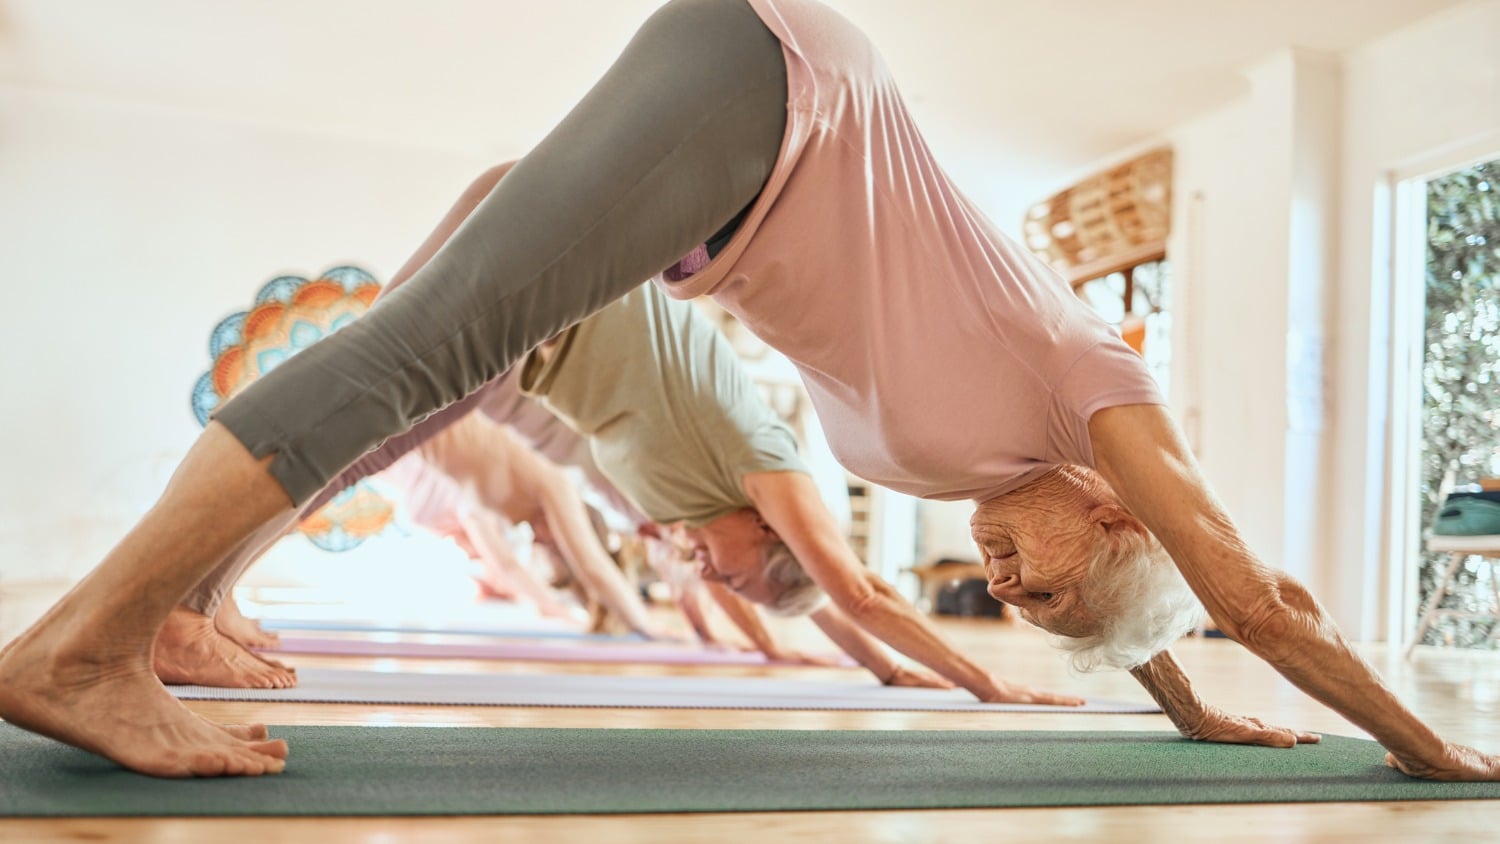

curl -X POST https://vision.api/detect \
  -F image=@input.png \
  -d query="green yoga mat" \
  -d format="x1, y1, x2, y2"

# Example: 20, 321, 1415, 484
3, 724, 1498, 816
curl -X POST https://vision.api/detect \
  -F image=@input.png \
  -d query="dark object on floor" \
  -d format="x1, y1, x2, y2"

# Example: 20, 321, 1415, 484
934, 578, 1005, 618
908, 558, 1005, 618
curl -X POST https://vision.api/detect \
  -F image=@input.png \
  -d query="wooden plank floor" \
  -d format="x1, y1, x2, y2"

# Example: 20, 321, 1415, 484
3, 581, 1499, 842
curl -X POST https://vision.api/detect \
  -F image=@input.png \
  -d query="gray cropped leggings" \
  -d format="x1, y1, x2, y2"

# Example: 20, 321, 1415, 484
213, 0, 786, 506
191, 0, 786, 615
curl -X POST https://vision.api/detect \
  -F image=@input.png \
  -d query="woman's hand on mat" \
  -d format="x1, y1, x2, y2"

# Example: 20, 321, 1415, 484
1385, 742, 1500, 781
1184, 707, 1321, 748
882, 666, 954, 689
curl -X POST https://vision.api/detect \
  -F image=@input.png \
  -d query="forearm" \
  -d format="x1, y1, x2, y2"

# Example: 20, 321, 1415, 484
745, 471, 1003, 698
540, 489, 657, 635
705, 581, 778, 654
676, 583, 719, 643
458, 510, 568, 613
1128, 649, 1208, 736
830, 573, 1001, 697
559, 540, 655, 635
809, 604, 902, 682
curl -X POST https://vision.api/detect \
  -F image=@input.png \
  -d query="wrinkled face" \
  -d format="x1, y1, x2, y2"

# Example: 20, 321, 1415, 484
970, 468, 1123, 638
687, 510, 781, 606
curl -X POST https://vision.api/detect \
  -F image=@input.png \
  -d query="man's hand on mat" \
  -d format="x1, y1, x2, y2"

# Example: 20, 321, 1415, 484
979, 681, 1085, 706
1183, 707, 1321, 748
1385, 742, 1500, 781
882, 666, 954, 689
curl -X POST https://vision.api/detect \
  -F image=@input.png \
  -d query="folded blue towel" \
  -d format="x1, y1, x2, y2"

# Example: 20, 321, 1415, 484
1433, 493, 1500, 536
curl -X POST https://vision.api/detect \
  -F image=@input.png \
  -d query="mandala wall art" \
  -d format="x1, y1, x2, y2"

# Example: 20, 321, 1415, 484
191, 265, 396, 551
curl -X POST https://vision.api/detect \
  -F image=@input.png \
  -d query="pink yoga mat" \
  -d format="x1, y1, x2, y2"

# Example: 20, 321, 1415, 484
265, 636, 857, 667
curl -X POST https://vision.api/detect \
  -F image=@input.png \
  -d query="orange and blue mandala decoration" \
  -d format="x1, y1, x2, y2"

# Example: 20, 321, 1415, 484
191, 265, 396, 552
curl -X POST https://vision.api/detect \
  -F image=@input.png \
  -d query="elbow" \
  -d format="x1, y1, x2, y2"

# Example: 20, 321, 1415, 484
831, 584, 882, 620
1214, 575, 1324, 663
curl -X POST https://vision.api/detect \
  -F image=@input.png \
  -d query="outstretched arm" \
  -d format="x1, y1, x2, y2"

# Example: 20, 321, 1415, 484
455, 507, 577, 620
702, 580, 772, 651
744, 470, 1081, 704
533, 473, 672, 639
1091, 403, 1500, 780
809, 603, 951, 685
704, 581, 846, 666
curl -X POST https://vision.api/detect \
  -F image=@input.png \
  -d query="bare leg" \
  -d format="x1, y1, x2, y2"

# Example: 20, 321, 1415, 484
155, 606, 297, 689
214, 593, 281, 650
1, 0, 785, 776
0, 422, 292, 777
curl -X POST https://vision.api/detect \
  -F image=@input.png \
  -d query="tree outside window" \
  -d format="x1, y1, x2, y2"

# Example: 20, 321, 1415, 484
1417, 158, 1500, 647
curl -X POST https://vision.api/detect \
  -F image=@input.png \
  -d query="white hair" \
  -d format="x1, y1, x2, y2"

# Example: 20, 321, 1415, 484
761, 541, 829, 617
1052, 529, 1205, 672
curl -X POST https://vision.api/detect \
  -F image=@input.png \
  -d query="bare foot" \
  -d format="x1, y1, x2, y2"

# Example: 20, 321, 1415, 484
214, 594, 280, 649
203, 718, 270, 742
0, 624, 289, 777
155, 606, 297, 689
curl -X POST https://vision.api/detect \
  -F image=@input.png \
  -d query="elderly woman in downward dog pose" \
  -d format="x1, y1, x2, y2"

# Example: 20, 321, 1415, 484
2, 0, 1496, 781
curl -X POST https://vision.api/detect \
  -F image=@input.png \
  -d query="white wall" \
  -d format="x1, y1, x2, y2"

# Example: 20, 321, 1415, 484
0, 87, 487, 584
1163, 48, 1342, 588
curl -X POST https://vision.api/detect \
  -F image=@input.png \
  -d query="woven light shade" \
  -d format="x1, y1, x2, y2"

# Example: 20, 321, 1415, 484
1023, 148, 1173, 286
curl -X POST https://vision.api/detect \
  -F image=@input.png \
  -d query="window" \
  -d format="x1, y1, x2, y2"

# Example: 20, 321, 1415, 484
1408, 157, 1500, 648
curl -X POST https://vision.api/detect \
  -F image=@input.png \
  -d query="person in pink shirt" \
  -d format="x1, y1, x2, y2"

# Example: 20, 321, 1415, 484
376, 415, 659, 634
3, 0, 1495, 781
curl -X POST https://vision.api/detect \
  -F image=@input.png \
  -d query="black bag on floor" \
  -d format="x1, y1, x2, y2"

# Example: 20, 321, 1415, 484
934, 579, 1005, 618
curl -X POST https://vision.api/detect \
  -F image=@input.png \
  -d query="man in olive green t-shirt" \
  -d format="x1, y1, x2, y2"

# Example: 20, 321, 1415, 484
518, 284, 1030, 700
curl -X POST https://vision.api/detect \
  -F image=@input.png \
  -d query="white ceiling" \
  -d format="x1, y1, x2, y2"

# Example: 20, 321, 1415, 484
0, 0, 1470, 200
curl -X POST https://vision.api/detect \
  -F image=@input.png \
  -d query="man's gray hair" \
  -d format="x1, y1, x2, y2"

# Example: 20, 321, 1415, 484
1052, 529, 1205, 672
761, 541, 829, 617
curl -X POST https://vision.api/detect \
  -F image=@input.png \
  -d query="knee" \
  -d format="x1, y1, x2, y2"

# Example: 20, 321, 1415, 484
638, 0, 774, 59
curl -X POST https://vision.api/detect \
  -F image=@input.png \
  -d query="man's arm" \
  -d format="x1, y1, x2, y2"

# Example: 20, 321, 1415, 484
1091, 403, 1500, 779
703, 581, 775, 652
532, 470, 673, 639
703, 581, 846, 666
809, 603, 950, 685
455, 507, 577, 620
744, 470, 1081, 704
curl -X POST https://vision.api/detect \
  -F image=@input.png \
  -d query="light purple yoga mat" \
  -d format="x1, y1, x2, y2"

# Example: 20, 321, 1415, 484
266, 636, 856, 668
170, 667, 1160, 713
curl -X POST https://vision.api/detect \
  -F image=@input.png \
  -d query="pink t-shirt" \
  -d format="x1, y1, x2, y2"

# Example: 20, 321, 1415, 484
655, 0, 1163, 503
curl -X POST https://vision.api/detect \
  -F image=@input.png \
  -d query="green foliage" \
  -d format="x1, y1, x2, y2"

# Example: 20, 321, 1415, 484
1419, 159, 1500, 647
